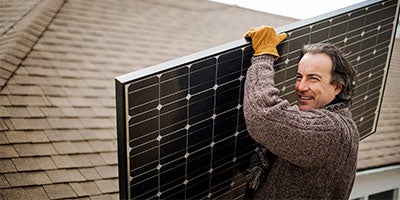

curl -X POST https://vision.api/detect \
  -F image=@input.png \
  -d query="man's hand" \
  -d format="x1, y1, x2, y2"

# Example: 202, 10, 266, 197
244, 26, 287, 58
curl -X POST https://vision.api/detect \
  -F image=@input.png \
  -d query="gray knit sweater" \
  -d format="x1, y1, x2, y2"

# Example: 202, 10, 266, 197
243, 55, 359, 199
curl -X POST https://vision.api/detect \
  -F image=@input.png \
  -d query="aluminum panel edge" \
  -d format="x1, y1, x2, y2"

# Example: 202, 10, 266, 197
115, 78, 129, 199
362, 0, 400, 140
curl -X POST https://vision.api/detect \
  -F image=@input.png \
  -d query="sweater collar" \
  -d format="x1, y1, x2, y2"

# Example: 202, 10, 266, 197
323, 98, 350, 112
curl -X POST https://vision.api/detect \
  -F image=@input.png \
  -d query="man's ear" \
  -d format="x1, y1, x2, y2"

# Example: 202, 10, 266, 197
334, 82, 343, 95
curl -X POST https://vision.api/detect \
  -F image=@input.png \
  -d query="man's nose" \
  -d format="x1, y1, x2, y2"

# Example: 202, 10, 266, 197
296, 79, 309, 92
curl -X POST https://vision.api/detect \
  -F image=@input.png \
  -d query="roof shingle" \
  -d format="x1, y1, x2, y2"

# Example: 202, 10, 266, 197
13, 143, 57, 157
5, 171, 51, 187
43, 183, 77, 199
0, 159, 17, 173
69, 181, 102, 197
46, 169, 86, 183
12, 156, 57, 171
78, 168, 102, 181
0, 145, 18, 158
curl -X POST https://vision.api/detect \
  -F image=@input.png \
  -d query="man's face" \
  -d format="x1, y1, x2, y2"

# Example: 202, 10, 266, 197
295, 53, 342, 111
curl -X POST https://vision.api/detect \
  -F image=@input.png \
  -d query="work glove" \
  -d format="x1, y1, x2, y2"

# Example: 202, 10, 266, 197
244, 26, 287, 58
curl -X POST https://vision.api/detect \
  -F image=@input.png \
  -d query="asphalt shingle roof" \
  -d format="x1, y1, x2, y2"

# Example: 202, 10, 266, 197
0, 0, 399, 199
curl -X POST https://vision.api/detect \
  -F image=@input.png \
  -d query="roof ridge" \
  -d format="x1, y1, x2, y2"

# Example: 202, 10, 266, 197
0, 2, 40, 38
0, 0, 65, 91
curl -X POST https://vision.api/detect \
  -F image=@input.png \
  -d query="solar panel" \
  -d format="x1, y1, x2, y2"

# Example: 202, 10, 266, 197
115, 0, 399, 199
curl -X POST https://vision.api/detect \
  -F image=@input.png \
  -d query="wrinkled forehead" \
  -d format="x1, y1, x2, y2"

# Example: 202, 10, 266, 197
298, 53, 333, 77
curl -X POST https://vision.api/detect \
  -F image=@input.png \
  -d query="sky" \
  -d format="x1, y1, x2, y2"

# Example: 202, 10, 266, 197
208, 0, 366, 19
209, 0, 399, 37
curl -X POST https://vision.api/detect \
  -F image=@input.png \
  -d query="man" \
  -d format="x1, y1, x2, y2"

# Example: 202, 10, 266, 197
243, 26, 359, 199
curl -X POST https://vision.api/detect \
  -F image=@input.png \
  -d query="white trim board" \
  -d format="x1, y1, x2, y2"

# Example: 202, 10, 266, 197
350, 165, 400, 199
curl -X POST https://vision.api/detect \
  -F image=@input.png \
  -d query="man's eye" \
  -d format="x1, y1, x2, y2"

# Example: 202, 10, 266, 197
310, 77, 320, 81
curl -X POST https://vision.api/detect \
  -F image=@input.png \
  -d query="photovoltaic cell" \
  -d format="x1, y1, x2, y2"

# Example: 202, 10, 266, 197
116, 0, 399, 199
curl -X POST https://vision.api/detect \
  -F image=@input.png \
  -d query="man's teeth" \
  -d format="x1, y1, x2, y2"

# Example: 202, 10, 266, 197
300, 96, 312, 100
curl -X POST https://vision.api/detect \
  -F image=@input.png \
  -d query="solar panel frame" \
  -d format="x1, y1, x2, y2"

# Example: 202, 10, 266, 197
116, 0, 399, 199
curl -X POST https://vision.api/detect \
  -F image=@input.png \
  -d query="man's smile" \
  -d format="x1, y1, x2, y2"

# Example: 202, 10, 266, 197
298, 95, 313, 100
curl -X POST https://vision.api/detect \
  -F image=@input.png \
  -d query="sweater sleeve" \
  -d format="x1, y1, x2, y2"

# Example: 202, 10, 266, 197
243, 55, 348, 168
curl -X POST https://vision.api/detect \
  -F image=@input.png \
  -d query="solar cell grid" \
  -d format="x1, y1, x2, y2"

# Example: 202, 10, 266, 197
116, 0, 399, 199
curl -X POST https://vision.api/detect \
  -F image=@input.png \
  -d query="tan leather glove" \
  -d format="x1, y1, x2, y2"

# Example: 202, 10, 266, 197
244, 26, 287, 58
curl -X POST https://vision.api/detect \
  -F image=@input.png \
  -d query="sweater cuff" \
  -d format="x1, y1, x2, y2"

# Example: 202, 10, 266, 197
251, 54, 275, 65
